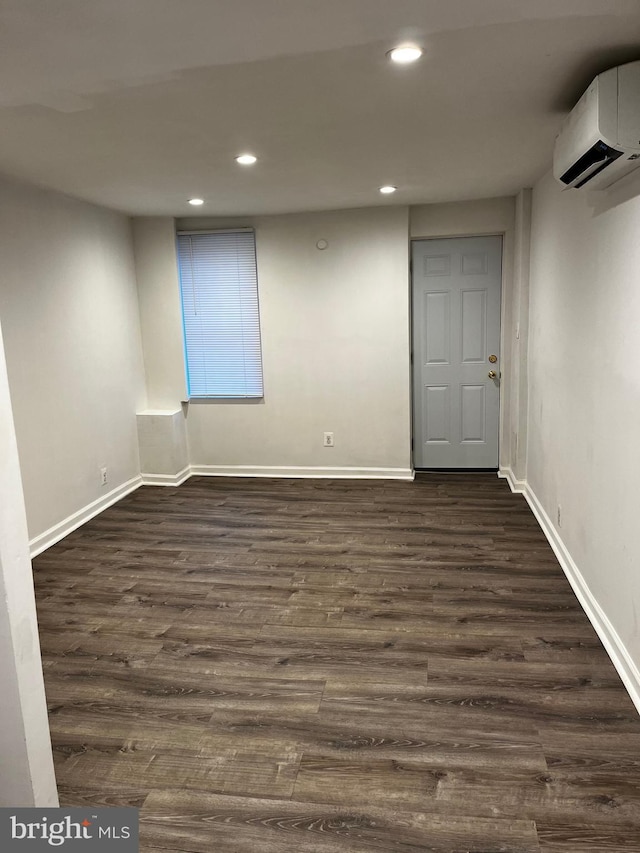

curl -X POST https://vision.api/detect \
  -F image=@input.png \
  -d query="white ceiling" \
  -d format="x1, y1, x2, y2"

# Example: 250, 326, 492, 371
1, 0, 640, 216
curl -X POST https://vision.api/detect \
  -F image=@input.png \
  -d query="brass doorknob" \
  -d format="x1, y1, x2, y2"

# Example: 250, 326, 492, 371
488, 370, 497, 379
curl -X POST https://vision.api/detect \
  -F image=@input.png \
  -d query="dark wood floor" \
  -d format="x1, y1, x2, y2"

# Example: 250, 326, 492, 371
33, 474, 640, 852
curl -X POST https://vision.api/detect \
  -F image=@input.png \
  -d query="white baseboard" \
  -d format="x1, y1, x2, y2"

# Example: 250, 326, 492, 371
508, 476, 640, 717
498, 466, 526, 493
189, 464, 415, 480
140, 466, 191, 487
29, 475, 142, 558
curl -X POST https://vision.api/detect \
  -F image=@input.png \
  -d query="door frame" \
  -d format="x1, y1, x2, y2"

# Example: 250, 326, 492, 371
409, 231, 508, 471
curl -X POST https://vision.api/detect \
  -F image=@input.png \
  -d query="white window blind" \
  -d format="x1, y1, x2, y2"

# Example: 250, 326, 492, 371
177, 230, 263, 398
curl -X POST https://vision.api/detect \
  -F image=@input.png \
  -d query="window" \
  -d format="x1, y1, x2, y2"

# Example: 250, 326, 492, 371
177, 229, 263, 398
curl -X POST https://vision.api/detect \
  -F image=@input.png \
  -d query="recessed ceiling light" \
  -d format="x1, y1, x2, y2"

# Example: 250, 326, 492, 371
388, 45, 423, 64
236, 154, 257, 165
188, 198, 204, 206
379, 185, 397, 194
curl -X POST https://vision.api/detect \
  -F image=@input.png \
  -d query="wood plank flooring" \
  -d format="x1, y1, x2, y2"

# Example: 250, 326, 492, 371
32, 474, 640, 852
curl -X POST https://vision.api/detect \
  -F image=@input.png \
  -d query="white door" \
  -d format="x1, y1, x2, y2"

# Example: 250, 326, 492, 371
412, 236, 502, 468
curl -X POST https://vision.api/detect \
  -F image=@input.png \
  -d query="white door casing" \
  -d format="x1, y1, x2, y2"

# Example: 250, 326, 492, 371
412, 236, 502, 468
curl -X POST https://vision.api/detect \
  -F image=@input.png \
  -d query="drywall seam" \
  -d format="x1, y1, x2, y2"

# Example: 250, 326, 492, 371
29, 476, 142, 558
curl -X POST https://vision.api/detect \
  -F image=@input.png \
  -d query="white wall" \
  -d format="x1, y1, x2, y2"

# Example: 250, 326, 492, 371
410, 197, 516, 470
0, 316, 57, 806
510, 189, 532, 483
134, 200, 520, 478
527, 170, 640, 692
132, 217, 187, 409
0, 175, 146, 547
139, 206, 413, 476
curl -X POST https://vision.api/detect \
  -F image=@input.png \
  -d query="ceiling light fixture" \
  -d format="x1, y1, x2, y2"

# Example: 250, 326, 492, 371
379, 185, 397, 194
388, 45, 423, 64
236, 154, 257, 165
188, 198, 204, 206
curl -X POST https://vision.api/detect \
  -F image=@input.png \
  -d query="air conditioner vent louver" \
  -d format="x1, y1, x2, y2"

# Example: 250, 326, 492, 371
559, 140, 623, 188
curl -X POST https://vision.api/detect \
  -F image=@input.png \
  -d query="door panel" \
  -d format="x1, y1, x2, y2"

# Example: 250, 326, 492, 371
424, 292, 450, 364
424, 385, 450, 443
412, 236, 502, 469
461, 384, 486, 442
461, 290, 486, 363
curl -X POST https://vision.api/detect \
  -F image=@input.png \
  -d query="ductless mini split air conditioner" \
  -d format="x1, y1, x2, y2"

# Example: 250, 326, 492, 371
553, 60, 640, 190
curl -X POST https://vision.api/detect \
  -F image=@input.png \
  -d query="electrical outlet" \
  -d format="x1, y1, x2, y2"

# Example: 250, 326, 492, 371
557, 504, 562, 527
323, 432, 334, 447
100, 466, 108, 486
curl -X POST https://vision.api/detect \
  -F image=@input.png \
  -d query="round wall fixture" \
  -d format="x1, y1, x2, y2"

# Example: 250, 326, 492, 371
316, 239, 329, 250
